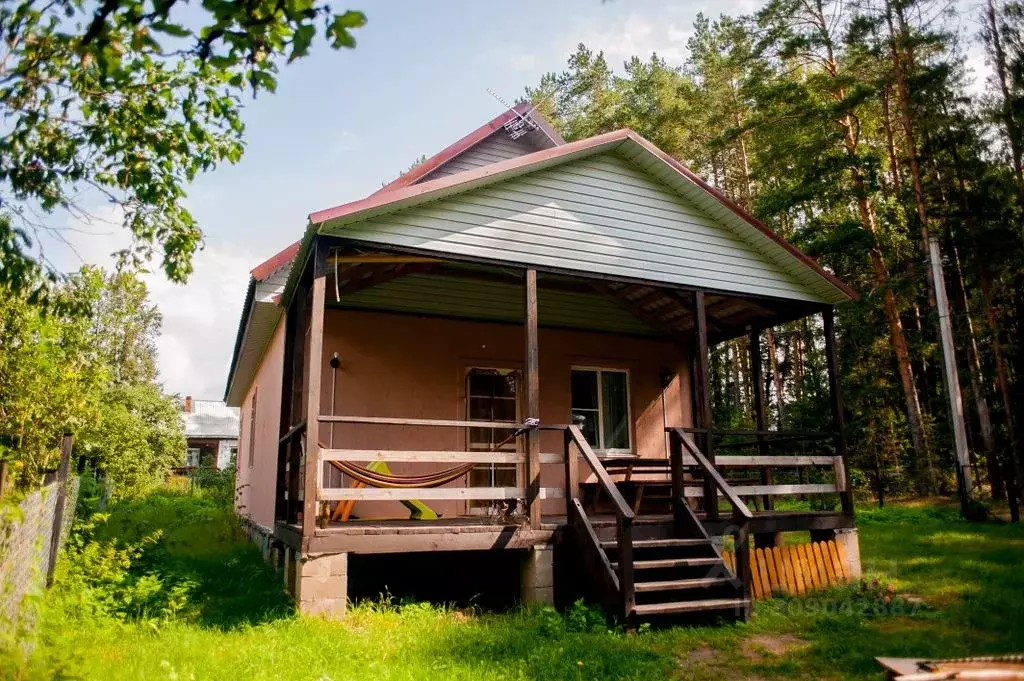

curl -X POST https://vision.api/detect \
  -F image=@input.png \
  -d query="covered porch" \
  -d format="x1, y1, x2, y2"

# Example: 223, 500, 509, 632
268, 236, 853, 618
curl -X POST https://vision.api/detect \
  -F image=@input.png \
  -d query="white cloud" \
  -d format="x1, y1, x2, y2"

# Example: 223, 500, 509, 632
565, 12, 688, 66
47, 207, 256, 401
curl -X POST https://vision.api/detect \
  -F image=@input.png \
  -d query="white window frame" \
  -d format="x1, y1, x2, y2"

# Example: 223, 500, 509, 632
570, 366, 633, 455
186, 447, 201, 467
464, 366, 521, 514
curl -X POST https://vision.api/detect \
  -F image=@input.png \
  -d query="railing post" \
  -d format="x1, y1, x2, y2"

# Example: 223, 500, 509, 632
563, 429, 579, 521
617, 517, 635, 621
749, 328, 774, 512
823, 308, 854, 516
524, 269, 541, 529
693, 291, 718, 521
302, 239, 328, 537
734, 522, 752, 606
669, 429, 685, 536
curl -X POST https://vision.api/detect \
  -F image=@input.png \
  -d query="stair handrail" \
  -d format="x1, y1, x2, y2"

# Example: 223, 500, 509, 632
564, 425, 635, 620
669, 428, 753, 603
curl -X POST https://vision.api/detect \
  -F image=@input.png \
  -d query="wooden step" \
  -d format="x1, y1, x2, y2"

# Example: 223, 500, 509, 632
633, 577, 735, 593
611, 557, 721, 570
600, 538, 709, 550
632, 598, 750, 617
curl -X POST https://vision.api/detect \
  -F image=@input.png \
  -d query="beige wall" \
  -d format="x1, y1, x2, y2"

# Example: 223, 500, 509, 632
235, 317, 285, 527
315, 309, 693, 519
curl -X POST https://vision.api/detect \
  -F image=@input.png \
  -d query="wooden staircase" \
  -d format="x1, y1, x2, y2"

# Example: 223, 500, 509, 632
563, 426, 753, 625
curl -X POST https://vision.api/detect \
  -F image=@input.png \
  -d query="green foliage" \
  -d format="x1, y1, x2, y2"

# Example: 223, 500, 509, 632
0, 266, 183, 495
0, 0, 365, 297
5, 495, 1022, 680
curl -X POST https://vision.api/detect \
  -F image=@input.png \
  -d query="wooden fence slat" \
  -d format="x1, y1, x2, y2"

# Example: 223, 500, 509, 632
791, 546, 807, 594
828, 540, 846, 581
820, 541, 837, 585
764, 546, 780, 596
801, 544, 819, 590
834, 538, 850, 580
770, 544, 786, 593
750, 548, 764, 600
812, 542, 829, 587
756, 548, 772, 600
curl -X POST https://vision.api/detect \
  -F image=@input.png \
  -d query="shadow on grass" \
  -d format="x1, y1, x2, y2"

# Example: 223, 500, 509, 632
92, 490, 294, 629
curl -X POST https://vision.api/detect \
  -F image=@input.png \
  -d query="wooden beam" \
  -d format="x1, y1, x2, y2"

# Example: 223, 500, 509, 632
680, 483, 838, 497
331, 255, 440, 264
693, 291, 718, 521
275, 297, 299, 522
319, 415, 517, 429
525, 269, 541, 529
46, 433, 73, 587
592, 282, 689, 342
286, 282, 308, 524
749, 328, 773, 511
322, 449, 524, 463
302, 240, 328, 539
333, 262, 431, 299
320, 486, 523, 501
823, 308, 854, 516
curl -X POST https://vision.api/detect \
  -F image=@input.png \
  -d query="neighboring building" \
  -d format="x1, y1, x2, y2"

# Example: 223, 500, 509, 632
182, 396, 240, 469
224, 103, 860, 622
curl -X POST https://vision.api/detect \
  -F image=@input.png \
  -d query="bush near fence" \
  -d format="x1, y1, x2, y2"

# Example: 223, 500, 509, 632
0, 477, 80, 632
723, 538, 852, 600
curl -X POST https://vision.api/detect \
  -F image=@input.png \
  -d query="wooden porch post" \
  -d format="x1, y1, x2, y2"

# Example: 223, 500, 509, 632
524, 269, 541, 529
693, 291, 718, 521
302, 240, 328, 538
823, 307, 854, 516
275, 287, 299, 523
748, 328, 774, 512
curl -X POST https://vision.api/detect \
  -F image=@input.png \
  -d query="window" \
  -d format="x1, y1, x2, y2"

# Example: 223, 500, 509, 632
186, 448, 201, 467
248, 388, 258, 468
571, 368, 631, 452
466, 369, 519, 500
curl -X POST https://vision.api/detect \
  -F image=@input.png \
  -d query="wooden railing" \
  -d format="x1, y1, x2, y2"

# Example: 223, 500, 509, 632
672, 427, 851, 513
309, 416, 566, 514
669, 428, 754, 600
564, 425, 635, 621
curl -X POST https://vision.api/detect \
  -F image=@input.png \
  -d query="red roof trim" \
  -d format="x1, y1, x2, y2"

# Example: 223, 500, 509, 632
309, 128, 856, 302
372, 102, 562, 196
251, 241, 300, 281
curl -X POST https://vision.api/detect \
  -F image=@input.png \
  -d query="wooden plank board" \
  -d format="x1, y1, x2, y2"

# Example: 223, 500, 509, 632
755, 548, 771, 600
764, 547, 781, 596
682, 483, 838, 497
834, 538, 850, 580
322, 449, 523, 463
318, 415, 518, 429
750, 549, 764, 600
713, 455, 837, 467
827, 540, 845, 581
320, 487, 522, 501
814, 542, 830, 586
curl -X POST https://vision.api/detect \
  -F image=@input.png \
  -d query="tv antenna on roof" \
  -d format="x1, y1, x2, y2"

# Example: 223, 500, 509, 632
486, 88, 550, 142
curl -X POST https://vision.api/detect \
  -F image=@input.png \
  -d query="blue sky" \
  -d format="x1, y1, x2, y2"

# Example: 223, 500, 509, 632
52, 0, 986, 401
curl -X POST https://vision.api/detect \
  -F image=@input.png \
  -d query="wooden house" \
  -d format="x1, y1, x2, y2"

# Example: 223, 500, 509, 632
225, 103, 860, 623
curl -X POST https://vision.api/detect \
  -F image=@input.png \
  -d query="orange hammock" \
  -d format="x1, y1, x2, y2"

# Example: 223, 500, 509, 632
317, 417, 538, 490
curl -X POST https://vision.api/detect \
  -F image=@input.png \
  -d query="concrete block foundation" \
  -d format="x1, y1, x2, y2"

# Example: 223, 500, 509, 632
520, 545, 554, 606
295, 552, 349, 618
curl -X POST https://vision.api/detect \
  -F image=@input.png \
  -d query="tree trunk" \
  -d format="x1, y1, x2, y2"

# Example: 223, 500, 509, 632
980, 269, 1023, 522
984, 0, 1024, 202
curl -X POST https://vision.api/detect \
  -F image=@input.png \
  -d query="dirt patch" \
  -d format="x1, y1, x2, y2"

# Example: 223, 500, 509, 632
741, 634, 810, 660
684, 645, 719, 665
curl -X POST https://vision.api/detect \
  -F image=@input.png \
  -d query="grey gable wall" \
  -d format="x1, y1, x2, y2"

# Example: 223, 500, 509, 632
333, 152, 824, 303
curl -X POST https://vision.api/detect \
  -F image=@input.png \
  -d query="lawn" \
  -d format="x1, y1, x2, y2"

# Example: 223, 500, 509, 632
5, 491, 1023, 681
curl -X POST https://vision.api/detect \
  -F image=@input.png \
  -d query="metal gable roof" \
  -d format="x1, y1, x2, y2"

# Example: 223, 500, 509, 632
308, 129, 856, 305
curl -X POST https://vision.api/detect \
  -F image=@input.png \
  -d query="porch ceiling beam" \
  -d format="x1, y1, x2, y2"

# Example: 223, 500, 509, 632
333, 262, 432, 299
590, 282, 689, 343
666, 290, 727, 335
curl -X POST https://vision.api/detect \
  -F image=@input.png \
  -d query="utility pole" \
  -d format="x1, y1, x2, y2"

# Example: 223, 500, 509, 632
929, 236, 973, 514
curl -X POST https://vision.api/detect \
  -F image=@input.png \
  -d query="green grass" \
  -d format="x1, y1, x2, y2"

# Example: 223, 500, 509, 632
6, 492, 1024, 681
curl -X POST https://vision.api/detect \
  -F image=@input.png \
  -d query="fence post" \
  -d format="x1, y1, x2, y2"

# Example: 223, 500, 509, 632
46, 433, 73, 587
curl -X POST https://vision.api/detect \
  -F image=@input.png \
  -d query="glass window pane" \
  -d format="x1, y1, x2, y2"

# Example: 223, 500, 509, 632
468, 397, 492, 421
601, 372, 630, 449
571, 370, 598, 409
492, 399, 517, 422
572, 409, 599, 446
